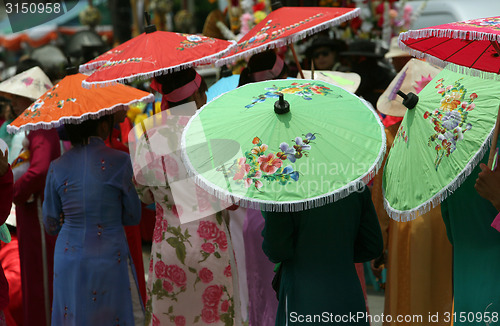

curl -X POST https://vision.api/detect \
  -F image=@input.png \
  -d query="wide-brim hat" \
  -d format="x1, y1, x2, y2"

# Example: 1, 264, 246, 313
385, 36, 410, 59
340, 39, 387, 58
305, 36, 348, 58
299, 70, 361, 93
0, 66, 52, 100
377, 58, 442, 117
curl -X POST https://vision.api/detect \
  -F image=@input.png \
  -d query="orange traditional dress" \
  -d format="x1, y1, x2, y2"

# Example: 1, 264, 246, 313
372, 122, 453, 325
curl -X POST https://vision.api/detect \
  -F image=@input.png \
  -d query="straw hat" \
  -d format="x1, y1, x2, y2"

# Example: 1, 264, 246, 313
385, 36, 410, 59
377, 58, 442, 117
299, 70, 361, 93
0, 66, 52, 100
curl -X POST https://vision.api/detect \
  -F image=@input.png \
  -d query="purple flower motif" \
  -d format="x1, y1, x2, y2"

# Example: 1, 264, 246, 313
279, 142, 296, 163
294, 137, 311, 151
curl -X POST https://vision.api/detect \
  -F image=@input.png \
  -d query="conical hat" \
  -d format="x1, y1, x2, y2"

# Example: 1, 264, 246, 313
0, 66, 52, 100
299, 70, 361, 93
377, 59, 442, 117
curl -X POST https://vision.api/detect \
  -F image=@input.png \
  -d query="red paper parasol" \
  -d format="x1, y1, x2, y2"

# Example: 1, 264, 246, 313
215, 6, 359, 67
81, 26, 235, 88
398, 16, 500, 79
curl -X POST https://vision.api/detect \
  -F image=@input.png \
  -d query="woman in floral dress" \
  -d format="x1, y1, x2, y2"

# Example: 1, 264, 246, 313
134, 68, 241, 326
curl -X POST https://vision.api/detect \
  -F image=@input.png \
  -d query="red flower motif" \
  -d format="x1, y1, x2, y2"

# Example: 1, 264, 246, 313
152, 314, 160, 326
149, 258, 153, 273
175, 315, 186, 326
252, 137, 261, 144
470, 93, 478, 100
153, 224, 162, 243
423, 111, 430, 119
161, 219, 168, 232
202, 285, 223, 307
199, 268, 214, 283
154, 261, 166, 279
164, 154, 179, 177
201, 242, 215, 254
178, 116, 190, 126
165, 265, 187, 287
258, 153, 282, 174
233, 158, 250, 180
197, 221, 220, 240
215, 231, 228, 251
196, 186, 212, 212
156, 204, 164, 218
163, 280, 173, 292
223, 265, 232, 277
201, 307, 220, 324
221, 300, 229, 312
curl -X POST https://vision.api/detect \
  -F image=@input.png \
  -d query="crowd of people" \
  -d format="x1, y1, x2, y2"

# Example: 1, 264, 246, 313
0, 30, 499, 326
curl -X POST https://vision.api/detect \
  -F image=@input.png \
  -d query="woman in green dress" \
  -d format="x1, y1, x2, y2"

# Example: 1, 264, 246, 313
441, 147, 500, 326
262, 187, 383, 325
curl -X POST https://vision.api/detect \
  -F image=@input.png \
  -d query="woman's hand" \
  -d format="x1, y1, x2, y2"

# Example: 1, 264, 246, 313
474, 163, 500, 211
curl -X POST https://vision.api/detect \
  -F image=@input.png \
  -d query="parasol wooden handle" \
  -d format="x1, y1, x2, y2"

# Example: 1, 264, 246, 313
289, 44, 305, 79
488, 104, 500, 169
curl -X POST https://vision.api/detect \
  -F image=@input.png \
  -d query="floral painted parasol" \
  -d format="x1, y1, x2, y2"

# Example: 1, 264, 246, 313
383, 68, 500, 221
81, 26, 235, 87
7, 73, 154, 133
215, 6, 359, 68
181, 79, 386, 212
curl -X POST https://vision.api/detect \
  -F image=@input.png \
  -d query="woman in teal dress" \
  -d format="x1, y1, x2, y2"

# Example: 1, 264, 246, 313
43, 115, 143, 325
262, 187, 383, 325
441, 148, 500, 326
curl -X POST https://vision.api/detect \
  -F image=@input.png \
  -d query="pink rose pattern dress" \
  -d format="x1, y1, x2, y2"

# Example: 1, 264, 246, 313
134, 118, 240, 326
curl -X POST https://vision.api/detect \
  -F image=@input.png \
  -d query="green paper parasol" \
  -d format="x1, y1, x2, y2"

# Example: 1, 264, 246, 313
383, 68, 500, 221
181, 79, 386, 212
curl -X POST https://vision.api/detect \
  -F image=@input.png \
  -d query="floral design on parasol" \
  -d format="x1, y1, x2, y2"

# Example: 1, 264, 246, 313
215, 6, 360, 67
245, 82, 335, 108
81, 27, 236, 88
7, 73, 154, 133
383, 69, 500, 221
182, 79, 386, 212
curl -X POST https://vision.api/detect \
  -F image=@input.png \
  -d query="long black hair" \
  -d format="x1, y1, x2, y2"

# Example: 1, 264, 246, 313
64, 114, 114, 146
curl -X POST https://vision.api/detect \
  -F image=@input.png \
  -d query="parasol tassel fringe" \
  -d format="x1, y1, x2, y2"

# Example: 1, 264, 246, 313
215, 8, 360, 67
383, 124, 496, 221
6, 94, 154, 134
400, 28, 500, 42
397, 39, 500, 81
179, 95, 386, 213
78, 60, 107, 73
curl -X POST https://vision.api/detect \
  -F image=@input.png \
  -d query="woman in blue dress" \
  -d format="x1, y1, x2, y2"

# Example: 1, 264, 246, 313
43, 115, 143, 325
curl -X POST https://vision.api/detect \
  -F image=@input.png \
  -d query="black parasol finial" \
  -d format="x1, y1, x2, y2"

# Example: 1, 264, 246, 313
271, 1, 283, 11
397, 90, 419, 110
274, 93, 290, 114
144, 12, 157, 33
65, 56, 78, 75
